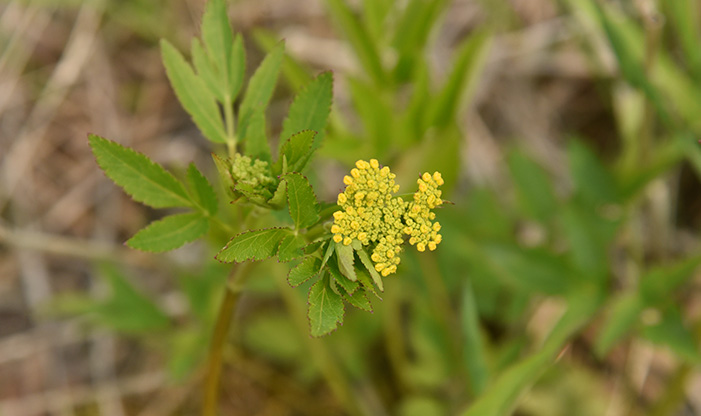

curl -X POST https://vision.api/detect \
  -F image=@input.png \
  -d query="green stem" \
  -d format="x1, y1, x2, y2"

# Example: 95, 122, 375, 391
202, 263, 252, 416
223, 94, 236, 158
274, 274, 364, 416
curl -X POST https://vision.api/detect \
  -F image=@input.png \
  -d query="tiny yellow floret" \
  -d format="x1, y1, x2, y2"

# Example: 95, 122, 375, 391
343, 237, 352, 246
343, 175, 353, 185
333, 234, 343, 243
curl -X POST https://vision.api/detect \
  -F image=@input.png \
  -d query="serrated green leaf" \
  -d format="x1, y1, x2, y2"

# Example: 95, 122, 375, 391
328, 260, 359, 295
275, 130, 317, 174
320, 240, 335, 269
352, 240, 383, 292
238, 42, 284, 139
160, 39, 227, 143
191, 38, 223, 102
127, 213, 209, 252
343, 288, 372, 312
277, 234, 306, 262
506, 149, 557, 222
282, 172, 319, 229
308, 276, 345, 337
335, 241, 357, 281
186, 163, 218, 215
201, 0, 233, 92
89, 134, 191, 208
279, 71, 333, 150
243, 109, 271, 163
288, 256, 322, 287
216, 228, 287, 263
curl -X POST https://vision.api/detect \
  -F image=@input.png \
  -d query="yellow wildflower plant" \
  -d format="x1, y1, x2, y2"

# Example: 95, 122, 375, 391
332, 159, 444, 277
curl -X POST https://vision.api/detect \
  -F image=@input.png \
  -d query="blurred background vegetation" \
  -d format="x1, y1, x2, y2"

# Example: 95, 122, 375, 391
1, 0, 701, 415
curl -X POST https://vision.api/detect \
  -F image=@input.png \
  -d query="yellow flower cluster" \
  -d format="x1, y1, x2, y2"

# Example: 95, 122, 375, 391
332, 159, 444, 277
231, 154, 274, 187
403, 172, 444, 252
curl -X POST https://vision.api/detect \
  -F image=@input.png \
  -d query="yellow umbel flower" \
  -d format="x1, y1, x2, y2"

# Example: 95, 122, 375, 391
332, 160, 444, 276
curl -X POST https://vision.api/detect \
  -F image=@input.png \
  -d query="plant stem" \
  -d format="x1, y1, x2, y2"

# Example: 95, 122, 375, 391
223, 94, 236, 158
274, 274, 364, 416
202, 263, 252, 416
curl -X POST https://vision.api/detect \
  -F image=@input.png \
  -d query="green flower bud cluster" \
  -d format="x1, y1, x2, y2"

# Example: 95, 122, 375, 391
332, 159, 444, 277
231, 153, 274, 187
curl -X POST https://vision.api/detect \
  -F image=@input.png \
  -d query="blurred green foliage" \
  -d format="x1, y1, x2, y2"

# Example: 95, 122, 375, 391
56, 0, 701, 414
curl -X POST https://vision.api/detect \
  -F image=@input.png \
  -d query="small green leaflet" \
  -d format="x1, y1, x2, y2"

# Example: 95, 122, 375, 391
238, 42, 284, 139
211, 153, 235, 198
201, 0, 234, 95
328, 261, 359, 295
160, 40, 227, 144
268, 180, 287, 208
283, 173, 319, 230
308, 276, 345, 337
88, 134, 191, 209
127, 213, 209, 253
275, 130, 316, 174
343, 288, 372, 312
277, 234, 306, 262
191, 38, 222, 102
279, 71, 333, 150
216, 228, 287, 263
334, 241, 357, 281
288, 256, 322, 287
352, 240, 384, 292
186, 163, 218, 216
